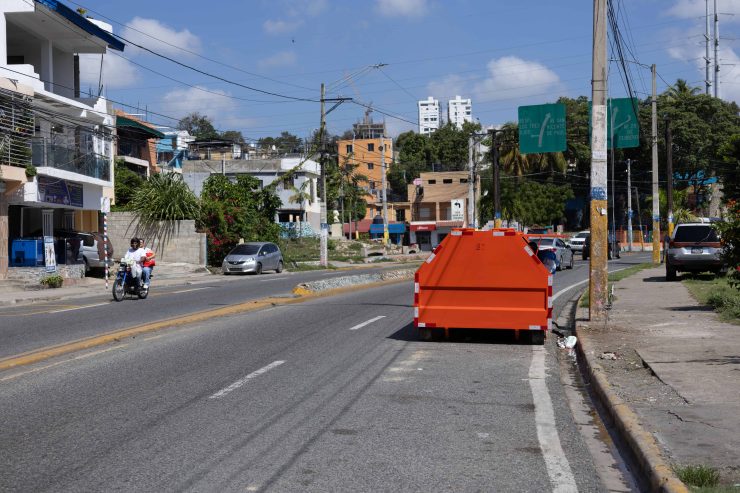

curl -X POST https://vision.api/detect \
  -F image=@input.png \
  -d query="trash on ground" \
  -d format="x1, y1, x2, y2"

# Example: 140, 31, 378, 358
600, 352, 618, 360
557, 335, 578, 350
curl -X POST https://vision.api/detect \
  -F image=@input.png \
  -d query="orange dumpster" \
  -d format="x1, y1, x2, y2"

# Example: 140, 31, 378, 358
414, 228, 553, 343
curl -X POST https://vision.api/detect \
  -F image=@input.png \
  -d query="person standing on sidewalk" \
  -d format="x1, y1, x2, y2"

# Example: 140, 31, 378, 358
140, 239, 156, 289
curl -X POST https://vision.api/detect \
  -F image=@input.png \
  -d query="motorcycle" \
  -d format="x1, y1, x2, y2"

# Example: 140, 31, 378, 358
112, 258, 149, 301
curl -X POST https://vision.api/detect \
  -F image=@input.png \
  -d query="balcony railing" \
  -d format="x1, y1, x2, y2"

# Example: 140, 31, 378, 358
31, 138, 111, 181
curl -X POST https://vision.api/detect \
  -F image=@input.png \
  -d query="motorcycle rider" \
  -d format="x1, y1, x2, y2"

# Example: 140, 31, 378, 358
139, 239, 156, 289
123, 237, 144, 285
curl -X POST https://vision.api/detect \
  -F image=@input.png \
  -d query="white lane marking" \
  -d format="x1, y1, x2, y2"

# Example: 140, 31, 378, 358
551, 266, 629, 304
209, 360, 285, 399
259, 278, 283, 282
348, 315, 386, 331
528, 346, 578, 492
49, 302, 109, 313
169, 287, 211, 294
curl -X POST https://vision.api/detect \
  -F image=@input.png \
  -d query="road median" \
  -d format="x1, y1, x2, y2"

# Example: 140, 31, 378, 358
0, 269, 416, 372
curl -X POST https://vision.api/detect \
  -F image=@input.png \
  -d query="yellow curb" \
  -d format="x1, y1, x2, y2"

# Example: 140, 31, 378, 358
0, 275, 412, 373
575, 322, 689, 493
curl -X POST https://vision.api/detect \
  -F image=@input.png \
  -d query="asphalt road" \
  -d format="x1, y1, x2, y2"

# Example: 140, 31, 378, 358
0, 254, 651, 492
0, 265, 405, 359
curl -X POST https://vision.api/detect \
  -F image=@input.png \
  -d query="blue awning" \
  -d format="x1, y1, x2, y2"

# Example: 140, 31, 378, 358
35, 0, 125, 52
370, 223, 406, 234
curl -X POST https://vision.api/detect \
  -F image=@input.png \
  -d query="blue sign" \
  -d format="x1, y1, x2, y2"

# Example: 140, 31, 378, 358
37, 176, 83, 208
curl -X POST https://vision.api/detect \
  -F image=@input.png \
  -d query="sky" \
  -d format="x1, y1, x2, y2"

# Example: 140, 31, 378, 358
73, 0, 740, 142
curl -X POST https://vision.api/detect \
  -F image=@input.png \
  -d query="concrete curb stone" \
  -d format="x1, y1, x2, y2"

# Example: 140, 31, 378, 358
574, 306, 689, 493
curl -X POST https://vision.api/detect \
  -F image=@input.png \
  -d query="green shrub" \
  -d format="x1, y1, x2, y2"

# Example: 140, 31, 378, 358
40, 274, 63, 288
675, 465, 720, 488
24, 164, 37, 178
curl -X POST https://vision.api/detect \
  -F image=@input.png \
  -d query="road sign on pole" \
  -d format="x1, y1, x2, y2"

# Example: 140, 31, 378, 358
518, 103, 567, 154
608, 98, 640, 149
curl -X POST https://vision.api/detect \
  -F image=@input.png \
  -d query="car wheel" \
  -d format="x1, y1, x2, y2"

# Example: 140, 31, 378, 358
666, 261, 677, 281
567, 254, 574, 269
255, 263, 263, 275
529, 331, 545, 345
83, 257, 90, 274
276, 260, 284, 273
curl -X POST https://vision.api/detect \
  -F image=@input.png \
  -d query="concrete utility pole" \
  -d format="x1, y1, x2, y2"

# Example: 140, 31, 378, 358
380, 137, 389, 244
705, 0, 712, 95
627, 158, 633, 252
589, 0, 609, 320
319, 83, 328, 267
491, 130, 502, 228
651, 64, 661, 264
468, 136, 475, 228
666, 116, 674, 238
714, 0, 720, 99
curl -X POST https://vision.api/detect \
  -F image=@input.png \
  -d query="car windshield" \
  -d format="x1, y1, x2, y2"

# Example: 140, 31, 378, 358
575, 232, 589, 238
534, 238, 556, 247
229, 244, 261, 255
674, 226, 719, 243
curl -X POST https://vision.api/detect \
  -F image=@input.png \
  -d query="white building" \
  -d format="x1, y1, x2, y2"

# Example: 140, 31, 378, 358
0, 0, 123, 279
448, 95, 472, 129
418, 96, 439, 136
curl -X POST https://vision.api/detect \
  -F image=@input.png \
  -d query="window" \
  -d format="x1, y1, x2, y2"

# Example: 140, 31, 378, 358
428, 179, 436, 184
283, 175, 294, 188
367, 143, 375, 152
460, 178, 468, 183
367, 163, 374, 170
346, 144, 353, 153
443, 179, 453, 184
310, 179, 315, 199
370, 180, 376, 190
420, 207, 431, 219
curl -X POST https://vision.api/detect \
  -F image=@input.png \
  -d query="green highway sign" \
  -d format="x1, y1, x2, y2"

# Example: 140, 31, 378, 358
607, 98, 640, 149
518, 103, 567, 154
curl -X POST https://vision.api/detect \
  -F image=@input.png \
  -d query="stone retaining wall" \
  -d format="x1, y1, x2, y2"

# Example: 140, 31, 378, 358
107, 212, 207, 266
6, 264, 85, 283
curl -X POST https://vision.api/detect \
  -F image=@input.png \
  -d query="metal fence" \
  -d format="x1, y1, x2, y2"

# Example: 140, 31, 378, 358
31, 138, 111, 181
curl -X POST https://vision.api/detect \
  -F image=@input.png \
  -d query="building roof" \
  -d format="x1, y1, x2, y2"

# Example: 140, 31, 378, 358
35, 0, 125, 51
116, 114, 165, 139
182, 159, 320, 175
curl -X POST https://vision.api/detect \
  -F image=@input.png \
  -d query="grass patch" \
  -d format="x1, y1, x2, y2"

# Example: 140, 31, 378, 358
683, 275, 740, 323
579, 263, 654, 308
675, 465, 721, 489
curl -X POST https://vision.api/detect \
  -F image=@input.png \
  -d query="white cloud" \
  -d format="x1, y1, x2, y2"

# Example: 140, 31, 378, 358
472, 56, 562, 102
666, 0, 740, 22
426, 74, 468, 107
263, 19, 304, 34
258, 51, 297, 69
78, 52, 140, 90
376, 0, 428, 17
160, 86, 234, 120
667, 42, 740, 104
122, 17, 201, 56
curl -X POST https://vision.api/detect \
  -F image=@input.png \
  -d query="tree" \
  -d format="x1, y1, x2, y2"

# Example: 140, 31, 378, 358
220, 130, 245, 143
479, 174, 573, 227
113, 159, 144, 209
177, 112, 218, 139
198, 174, 282, 265
129, 172, 200, 222
666, 79, 701, 100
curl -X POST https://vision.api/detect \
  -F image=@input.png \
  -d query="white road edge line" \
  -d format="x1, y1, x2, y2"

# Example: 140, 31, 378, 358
551, 266, 629, 304
49, 302, 109, 313
348, 315, 386, 331
168, 287, 212, 294
529, 346, 578, 492
209, 360, 285, 399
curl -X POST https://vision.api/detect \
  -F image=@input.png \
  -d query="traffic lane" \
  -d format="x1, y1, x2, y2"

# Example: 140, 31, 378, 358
0, 283, 603, 492
0, 265, 406, 359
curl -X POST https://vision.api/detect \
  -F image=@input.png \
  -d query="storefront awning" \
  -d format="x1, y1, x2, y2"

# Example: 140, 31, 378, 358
116, 115, 165, 139
410, 222, 436, 232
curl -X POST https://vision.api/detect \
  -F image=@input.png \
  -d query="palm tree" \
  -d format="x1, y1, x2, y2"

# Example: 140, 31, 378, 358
498, 122, 531, 177
667, 79, 700, 99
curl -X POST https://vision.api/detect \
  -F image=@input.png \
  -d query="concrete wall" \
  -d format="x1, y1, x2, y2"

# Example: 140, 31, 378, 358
107, 212, 206, 266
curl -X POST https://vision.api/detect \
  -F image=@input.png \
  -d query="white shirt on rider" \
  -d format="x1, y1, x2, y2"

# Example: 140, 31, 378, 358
125, 247, 145, 263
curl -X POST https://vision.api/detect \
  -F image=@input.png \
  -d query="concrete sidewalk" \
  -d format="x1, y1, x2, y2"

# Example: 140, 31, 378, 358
0, 262, 214, 307
577, 266, 740, 488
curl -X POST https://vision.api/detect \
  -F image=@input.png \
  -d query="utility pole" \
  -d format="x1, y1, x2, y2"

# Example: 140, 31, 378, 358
589, 0, 609, 320
319, 83, 328, 267
713, 0, 720, 99
627, 159, 633, 252
665, 116, 674, 238
491, 130, 502, 228
651, 64, 661, 264
705, 0, 712, 95
468, 136, 475, 228
380, 137, 389, 244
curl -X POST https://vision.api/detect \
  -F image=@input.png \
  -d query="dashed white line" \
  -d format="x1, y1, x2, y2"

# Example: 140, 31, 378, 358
49, 302, 109, 313
209, 360, 285, 399
528, 346, 578, 492
168, 287, 212, 294
348, 315, 386, 331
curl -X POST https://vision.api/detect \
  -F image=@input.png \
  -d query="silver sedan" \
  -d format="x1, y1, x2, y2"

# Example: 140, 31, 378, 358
533, 237, 574, 271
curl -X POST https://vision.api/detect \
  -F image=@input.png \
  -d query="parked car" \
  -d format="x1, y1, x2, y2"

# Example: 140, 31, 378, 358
665, 223, 725, 281
222, 242, 284, 275
79, 231, 115, 272
582, 233, 621, 260
568, 230, 589, 252
532, 237, 574, 270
